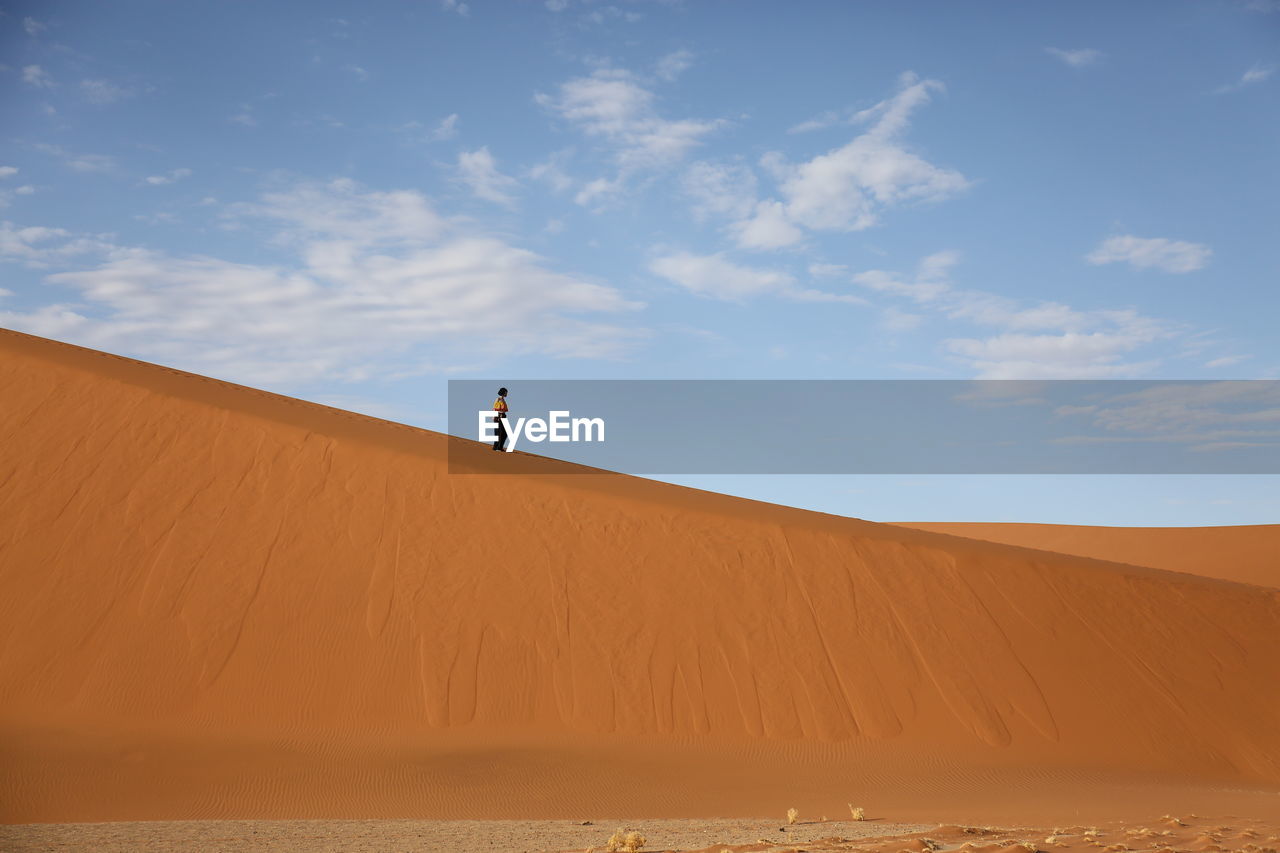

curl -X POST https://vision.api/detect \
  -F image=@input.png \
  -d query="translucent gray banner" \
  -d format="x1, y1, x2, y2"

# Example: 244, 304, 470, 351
447, 380, 1280, 474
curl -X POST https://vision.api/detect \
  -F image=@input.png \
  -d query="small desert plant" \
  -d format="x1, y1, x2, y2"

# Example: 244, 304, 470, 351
787, 807, 799, 825
849, 804, 866, 821
605, 827, 646, 852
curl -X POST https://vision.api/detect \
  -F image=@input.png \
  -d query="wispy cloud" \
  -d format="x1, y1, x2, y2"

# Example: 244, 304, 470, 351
1215, 63, 1274, 93
650, 251, 866, 304
0, 179, 645, 386
1045, 47, 1102, 67
441, 0, 470, 16
22, 65, 55, 88
23, 17, 47, 36
455, 147, 520, 206
1086, 235, 1211, 273
536, 66, 722, 205
431, 113, 459, 141
1050, 381, 1280, 450
729, 72, 969, 249
81, 78, 134, 105
655, 49, 693, 82
144, 168, 193, 186
32, 142, 116, 174
681, 160, 757, 221
854, 252, 1173, 378
0, 221, 114, 267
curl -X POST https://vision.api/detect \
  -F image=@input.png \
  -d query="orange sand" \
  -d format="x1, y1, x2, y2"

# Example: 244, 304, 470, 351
1, 328, 1278, 828
893, 522, 1279, 588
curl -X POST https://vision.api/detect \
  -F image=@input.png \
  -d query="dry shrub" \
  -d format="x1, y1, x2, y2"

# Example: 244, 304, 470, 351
605, 827, 646, 852
849, 804, 867, 821
787, 807, 799, 825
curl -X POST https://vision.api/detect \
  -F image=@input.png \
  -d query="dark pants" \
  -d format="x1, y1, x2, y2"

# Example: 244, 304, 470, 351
492, 417, 507, 451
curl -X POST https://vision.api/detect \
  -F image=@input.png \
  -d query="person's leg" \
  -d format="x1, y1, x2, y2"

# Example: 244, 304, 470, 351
493, 417, 507, 451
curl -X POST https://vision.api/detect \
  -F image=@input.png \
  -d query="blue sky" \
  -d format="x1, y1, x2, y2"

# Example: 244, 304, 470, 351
2, 0, 1277, 525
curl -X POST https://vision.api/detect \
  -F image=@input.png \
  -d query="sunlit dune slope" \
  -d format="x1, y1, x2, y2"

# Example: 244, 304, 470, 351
2, 328, 1279, 823
894, 522, 1279, 588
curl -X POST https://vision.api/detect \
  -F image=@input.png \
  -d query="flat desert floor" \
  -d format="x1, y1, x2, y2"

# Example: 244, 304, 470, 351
4, 815, 1279, 852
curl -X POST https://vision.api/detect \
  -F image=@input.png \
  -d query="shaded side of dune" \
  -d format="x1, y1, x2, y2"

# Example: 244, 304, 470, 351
894, 522, 1279, 588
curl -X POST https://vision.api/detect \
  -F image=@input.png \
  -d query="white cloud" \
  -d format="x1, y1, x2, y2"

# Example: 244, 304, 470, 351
729, 200, 804, 250
68, 154, 115, 173
0, 167, 17, 179
682, 161, 757, 221
788, 108, 844, 135
1215, 63, 1274, 93
729, 72, 969, 249
1086, 235, 1211, 273
0, 180, 645, 386
536, 67, 722, 201
431, 113, 459, 141
650, 251, 793, 300
854, 252, 1173, 378
1050, 382, 1280, 448
456, 147, 520, 206
546, 0, 570, 10
583, 6, 643, 25
81, 78, 133, 105
1241, 65, 1274, 84
33, 143, 116, 174
144, 168, 193, 186
650, 251, 865, 305
882, 306, 923, 332
528, 150, 575, 193
808, 262, 848, 278
24, 17, 47, 36
441, 0, 470, 15
1046, 47, 1102, 67
22, 65, 55, 88
944, 333, 1160, 379
15, 186, 35, 195
573, 175, 624, 207
655, 49, 694, 82
343, 64, 370, 81
1205, 355, 1249, 368
0, 221, 114, 267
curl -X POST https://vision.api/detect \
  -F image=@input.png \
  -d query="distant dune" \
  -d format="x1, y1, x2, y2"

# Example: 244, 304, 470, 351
891, 522, 1279, 589
2, 328, 1279, 825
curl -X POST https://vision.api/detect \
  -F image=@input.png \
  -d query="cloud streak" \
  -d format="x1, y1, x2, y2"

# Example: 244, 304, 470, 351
713, 72, 969, 250
1, 180, 646, 386
1086, 235, 1211, 273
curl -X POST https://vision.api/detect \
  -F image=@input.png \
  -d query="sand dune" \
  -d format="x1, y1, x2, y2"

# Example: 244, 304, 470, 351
2, 328, 1279, 827
893, 522, 1279, 588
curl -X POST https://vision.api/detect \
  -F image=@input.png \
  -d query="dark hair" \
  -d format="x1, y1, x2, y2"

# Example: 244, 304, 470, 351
498, 387, 508, 396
